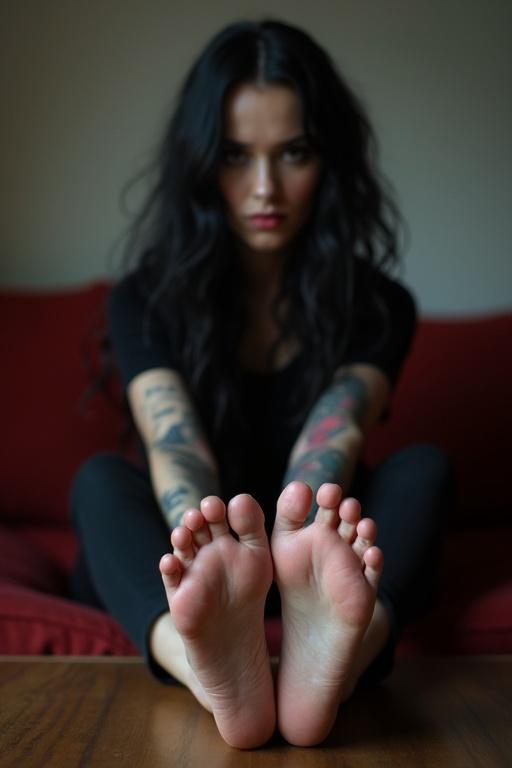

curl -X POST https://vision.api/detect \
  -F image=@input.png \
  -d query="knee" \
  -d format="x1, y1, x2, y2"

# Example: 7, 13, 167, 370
397, 443, 455, 497
69, 452, 129, 528
71, 452, 128, 492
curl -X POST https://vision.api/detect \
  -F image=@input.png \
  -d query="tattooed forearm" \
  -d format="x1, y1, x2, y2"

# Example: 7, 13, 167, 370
299, 374, 368, 446
283, 373, 369, 522
153, 413, 205, 452
142, 384, 208, 451
171, 451, 218, 490
136, 378, 220, 529
284, 448, 347, 487
283, 448, 347, 524
158, 452, 220, 529
288, 374, 368, 468
153, 449, 220, 528
160, 485, 190, 527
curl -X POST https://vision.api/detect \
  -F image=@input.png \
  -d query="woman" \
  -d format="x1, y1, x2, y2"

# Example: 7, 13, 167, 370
71, 19, 452, 749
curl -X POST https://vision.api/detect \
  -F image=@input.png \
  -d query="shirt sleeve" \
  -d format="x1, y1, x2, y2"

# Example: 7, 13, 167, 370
343, 270, 417, 389
108, 271, 178, 391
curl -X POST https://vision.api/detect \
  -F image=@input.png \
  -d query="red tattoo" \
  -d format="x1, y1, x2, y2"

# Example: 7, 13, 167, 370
306, 413, 347, 447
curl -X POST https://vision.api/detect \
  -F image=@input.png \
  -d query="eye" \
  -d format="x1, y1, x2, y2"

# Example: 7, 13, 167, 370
221, 146, 248, 166
282, 144, 311, 163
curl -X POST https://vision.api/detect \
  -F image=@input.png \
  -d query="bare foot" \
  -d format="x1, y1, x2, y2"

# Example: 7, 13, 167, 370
159, 494, 275, 749
271, 481, 383, 746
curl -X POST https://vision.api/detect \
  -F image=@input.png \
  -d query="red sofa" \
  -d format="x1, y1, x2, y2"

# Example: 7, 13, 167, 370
2, 283, 511, 657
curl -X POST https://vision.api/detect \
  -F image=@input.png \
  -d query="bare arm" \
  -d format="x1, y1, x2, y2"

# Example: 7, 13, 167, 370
128, 368, 220, 529
283, 363, 390, 521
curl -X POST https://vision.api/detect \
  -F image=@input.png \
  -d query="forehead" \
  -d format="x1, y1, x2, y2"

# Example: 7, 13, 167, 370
222, 83, 304, 144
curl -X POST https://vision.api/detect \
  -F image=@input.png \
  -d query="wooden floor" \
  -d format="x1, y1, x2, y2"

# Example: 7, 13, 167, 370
1, 656, 511, 767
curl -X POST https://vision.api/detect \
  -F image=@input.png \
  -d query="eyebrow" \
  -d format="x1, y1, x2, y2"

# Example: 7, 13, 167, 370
222, 134, 309, 149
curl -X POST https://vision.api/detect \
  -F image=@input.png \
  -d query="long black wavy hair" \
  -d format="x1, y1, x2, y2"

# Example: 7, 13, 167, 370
117, 18, 402, 450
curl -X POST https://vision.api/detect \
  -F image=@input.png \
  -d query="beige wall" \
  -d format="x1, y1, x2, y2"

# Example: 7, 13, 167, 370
1, 0, 511, 314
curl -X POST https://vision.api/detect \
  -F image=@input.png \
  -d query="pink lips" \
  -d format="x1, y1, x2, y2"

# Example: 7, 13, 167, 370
249, 214, 285, 230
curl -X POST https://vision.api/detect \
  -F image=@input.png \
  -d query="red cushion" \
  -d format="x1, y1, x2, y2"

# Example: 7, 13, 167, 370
11, 524, 79, 573
366, 313, 512, 523
0, 523, 135, 656
264, 618, 281, 657
1, 283, 125, 525
398, 528, 512, 655
0, 584, 139, 656
0, 524, 65, 593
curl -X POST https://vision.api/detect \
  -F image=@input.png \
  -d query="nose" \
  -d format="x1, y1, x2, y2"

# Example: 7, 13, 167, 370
253, 156, 276, 200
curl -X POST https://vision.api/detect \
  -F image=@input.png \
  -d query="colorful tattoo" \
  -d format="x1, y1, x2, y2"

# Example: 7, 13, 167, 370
284, 447, 346, 488
283, 373, 369, 522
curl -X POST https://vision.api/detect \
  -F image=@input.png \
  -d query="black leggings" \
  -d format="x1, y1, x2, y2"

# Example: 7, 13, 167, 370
69, 444, 453, 680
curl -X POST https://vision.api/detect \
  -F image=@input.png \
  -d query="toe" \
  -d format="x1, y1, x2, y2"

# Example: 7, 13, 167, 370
171, 526, 195, 566
363, 546, 384, 591
315, 483, 342, 528
159, 553, 183, 593
183, 508, 211, 548
227, 494, 267, 548
352, 518, 377, 560
274, 482, 313, 534
316, 483, 343, 509
200, 496, 230, 539
337, 498, 361, 544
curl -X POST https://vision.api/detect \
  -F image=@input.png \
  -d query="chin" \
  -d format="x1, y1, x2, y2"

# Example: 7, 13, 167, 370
246, 232, 292, 251
231, 224, 298, 257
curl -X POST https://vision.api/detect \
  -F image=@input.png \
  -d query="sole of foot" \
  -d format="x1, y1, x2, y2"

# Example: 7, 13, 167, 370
159, 493, 276, 749
271, 481, 383, 746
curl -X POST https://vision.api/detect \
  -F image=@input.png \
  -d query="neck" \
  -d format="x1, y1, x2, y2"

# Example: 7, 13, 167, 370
238, 246, 290, 297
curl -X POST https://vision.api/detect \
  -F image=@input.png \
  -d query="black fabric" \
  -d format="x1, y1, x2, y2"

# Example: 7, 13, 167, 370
71, 263, 436, 685
70, 454, 172, 680
342, 268, 417, 388
107, 264, 416, 528
108, 263, 416, 394
70, 444, 453, 684
108, 270, 180, 386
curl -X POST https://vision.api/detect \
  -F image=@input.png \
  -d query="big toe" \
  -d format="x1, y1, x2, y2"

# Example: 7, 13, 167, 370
228, 494, 267, 547
274, 481, 313, 534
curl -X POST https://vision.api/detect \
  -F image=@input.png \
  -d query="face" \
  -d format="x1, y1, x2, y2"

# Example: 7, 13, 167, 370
218, 83, 322, 261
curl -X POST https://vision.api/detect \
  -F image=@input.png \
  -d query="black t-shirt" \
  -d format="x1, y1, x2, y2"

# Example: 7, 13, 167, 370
108, 264, 416, 515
